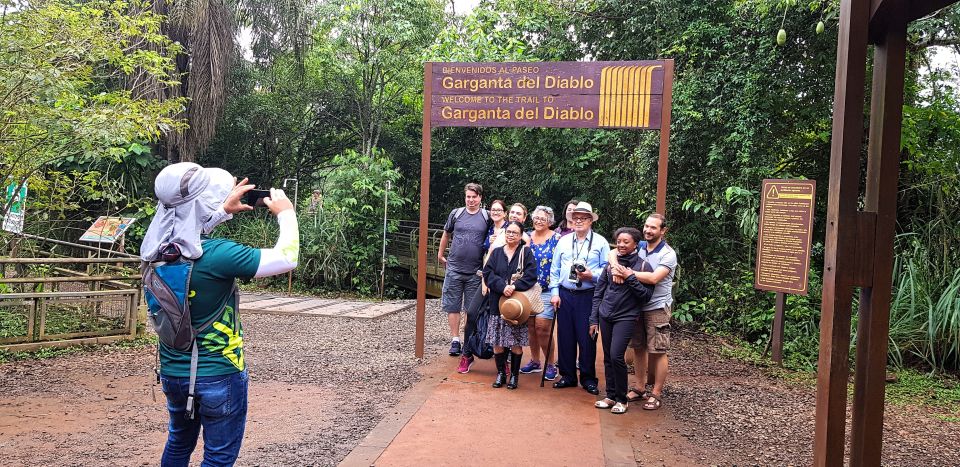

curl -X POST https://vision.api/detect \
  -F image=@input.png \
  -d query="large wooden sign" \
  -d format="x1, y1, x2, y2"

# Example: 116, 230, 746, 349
755, 179, 816, 295
431, 61, 667, 129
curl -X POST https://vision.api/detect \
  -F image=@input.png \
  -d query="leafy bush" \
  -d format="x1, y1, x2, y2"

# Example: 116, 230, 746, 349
221, 149, 407, 296
888, 234, 960, 373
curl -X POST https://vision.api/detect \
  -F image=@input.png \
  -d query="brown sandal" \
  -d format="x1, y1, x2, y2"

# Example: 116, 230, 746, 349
642, 394, 662, 410
626, 387, 645, 402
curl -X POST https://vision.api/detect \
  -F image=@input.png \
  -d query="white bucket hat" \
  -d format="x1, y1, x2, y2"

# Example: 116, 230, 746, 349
139, 163, 236, 261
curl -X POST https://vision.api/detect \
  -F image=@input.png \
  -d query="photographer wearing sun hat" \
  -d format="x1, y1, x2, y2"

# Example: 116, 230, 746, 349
548, 202, 610, 395
141, 162, 299, 467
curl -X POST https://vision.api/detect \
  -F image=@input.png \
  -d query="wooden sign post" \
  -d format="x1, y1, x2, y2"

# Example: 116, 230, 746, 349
415, 60, 675, 357
754, 179, 816, 364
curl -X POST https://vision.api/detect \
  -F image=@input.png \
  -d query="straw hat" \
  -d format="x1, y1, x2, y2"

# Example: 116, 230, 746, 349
572, 201, 599, 221
499, 293, 532, 326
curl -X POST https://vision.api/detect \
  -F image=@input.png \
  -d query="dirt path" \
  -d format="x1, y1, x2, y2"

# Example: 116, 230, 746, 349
1, 303, 957, 466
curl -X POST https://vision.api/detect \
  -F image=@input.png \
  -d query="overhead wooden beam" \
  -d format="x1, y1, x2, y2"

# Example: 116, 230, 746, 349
907, 0, 959, 22
849, 8, 907, 465
813, 0, 871, 464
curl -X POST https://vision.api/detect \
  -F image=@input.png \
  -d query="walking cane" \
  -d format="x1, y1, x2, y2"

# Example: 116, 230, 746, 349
540, 308, 558, 388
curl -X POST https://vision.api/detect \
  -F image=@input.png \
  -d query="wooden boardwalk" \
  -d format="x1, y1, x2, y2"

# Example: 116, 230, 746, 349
240, 293, 413, 319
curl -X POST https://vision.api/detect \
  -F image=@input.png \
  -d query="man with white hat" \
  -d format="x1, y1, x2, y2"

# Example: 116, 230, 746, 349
141, 162, 299, 466
548, 202, 610, 395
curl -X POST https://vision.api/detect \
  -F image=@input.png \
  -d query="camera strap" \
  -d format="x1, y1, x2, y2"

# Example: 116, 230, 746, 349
572, 232, 593, 263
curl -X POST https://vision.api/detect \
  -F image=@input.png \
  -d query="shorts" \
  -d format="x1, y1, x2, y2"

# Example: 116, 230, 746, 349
629, 305, 672, 354
534, 291, 555, 320
441, 270, 481, 313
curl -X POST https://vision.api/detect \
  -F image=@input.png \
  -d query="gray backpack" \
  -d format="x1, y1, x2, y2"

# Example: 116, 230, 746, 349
142, 244, 231, 419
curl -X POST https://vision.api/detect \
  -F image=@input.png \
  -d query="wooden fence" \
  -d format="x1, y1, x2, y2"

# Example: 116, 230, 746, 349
0, 235, 142, 352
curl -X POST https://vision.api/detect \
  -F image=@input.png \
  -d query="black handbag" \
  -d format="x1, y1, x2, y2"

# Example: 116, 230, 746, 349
463, 288, 494, 359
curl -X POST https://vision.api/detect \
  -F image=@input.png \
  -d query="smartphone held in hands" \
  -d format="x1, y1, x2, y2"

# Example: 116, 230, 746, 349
244, 189, 271, 207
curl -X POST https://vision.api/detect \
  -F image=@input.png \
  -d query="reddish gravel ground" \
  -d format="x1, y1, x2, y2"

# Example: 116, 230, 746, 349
1, 302, 957, 466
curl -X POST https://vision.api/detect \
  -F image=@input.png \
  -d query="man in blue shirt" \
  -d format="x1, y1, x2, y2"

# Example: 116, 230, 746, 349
549, 202, 610, 394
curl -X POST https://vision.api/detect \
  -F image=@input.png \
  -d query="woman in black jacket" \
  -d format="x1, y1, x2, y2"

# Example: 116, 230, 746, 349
483, 220, 538, 389
589, 227, 655, 413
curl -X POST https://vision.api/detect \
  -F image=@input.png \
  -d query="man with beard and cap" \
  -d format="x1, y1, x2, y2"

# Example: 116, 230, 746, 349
141, 162, 299, 467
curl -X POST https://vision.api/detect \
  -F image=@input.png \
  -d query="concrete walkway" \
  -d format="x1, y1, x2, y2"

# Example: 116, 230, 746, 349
340, 347, 703, 466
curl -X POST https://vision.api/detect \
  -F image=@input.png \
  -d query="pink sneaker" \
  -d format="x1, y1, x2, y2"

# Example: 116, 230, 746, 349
457, 355, 475, 374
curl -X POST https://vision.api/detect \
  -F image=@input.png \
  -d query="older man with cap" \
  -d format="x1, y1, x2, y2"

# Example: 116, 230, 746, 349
549, 202, 610, 394
141, 162, 299, 467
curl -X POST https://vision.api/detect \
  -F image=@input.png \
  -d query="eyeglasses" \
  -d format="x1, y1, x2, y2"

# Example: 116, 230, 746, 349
490, 208, 504, 213
572, 217, 592, 223
532, 216, 549, 223
505, 230, 521, 236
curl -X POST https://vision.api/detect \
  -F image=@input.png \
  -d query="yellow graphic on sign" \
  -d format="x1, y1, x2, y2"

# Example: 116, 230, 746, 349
598, 65, 661, 128
766, 184, 812, 200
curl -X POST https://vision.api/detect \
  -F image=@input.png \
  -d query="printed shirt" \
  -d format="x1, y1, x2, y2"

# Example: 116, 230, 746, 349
443, 209, 488, 274
527, 230, 561, 288
549, 230, 611, 295
637, 240, 678, 311
159, 238, 261, 377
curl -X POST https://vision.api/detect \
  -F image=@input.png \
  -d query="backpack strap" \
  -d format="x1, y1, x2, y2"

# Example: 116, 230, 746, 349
183, 281, 240, 420
186, 341, 199, 419
449, 207, 465, 232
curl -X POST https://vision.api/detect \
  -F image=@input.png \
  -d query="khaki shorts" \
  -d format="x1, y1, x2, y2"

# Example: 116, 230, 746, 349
629, 305, 672, 354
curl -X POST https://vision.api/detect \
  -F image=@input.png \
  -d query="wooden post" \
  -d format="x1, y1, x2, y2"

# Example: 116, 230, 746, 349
771, 292, 786, 364
656, 59, 674, 216
813, 0, 870, 464
415, 63, 433, 359
850, 10, 907, 465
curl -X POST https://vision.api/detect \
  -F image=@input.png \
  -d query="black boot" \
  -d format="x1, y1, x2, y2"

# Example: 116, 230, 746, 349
507, 352, 522, 389
492, 352, 507, 388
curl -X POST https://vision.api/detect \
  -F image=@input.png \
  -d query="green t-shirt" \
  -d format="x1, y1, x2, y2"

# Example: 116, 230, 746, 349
159, 238, 261, 377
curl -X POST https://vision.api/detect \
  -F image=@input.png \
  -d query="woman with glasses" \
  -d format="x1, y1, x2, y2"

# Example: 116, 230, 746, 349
483, 220, 538, 389
518, 205, 561, 380
487, 202, 530, 251
485, 199, 508, 250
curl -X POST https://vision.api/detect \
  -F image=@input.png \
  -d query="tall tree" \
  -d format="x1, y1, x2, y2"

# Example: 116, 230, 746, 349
316, 0, 446, 157
129, 0, 312, 163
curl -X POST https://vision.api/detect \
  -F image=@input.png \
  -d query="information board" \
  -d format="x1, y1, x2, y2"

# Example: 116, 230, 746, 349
79, 216, 136, 244
755, 179, 816, 295
431, 61, 666, 129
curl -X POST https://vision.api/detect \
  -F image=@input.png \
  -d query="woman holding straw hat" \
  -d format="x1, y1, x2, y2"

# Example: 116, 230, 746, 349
483, 220, 538, 390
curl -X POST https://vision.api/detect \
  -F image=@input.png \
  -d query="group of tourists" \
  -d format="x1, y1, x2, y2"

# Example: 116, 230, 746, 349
438, 183, 677, 414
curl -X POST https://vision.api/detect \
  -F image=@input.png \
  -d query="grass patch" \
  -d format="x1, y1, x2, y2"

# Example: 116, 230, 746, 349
0, 335, 156, 364
0, 307, 30, 338
715, 333, 959, 419
885, 369, 960, 420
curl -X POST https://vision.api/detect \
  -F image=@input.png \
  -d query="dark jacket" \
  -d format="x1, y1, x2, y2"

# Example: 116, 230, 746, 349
589, 251, 655, 324
483, 244, 538, 317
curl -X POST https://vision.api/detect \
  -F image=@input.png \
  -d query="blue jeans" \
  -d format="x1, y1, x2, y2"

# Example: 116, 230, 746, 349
160, 369, 248, 467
